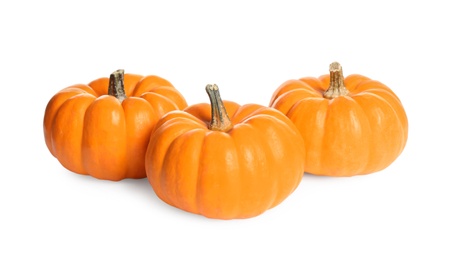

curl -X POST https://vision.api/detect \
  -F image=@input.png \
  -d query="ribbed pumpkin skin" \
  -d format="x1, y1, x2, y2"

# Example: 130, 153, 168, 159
145, 101, 305, 219
270, 73, 408, 177
44, 73, 188, 181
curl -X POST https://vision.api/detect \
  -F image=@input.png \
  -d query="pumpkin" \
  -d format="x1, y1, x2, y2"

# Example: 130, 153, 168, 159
44, 69, 188, 181
269, 62, 408, 177
145, 84, 305, 219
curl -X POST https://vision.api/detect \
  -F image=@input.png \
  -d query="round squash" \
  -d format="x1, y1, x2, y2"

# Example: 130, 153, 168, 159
269, 62, 408, 177
145, 84, 305, 219
44, 70, 188, 181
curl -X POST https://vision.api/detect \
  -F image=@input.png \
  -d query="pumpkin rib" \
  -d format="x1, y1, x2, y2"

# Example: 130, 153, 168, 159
352, 78, 408, 134
349, 79, 402, 105
196, 131, 240, 218
272, 89, 320, 114
172, 128, 206, 214
122, 97, 156, 179
342, 75, 371, 92
149, 86, 188, 109
122, 74, 144, 96
286, 98, 327, 174
160, 127, 202, 210
256, 115, 304, 204
352, 96, 383, 174
344, 97, 374, 174
352, 79, 392, 91
357, 87, 405, 113
248, 120, 280, 211
269, 79, 296, 102
140, 92, 180, 118
285, 96, 325, 116
219, 131, 243, 218
62, 84, 98, 96
158, 111, 207, 131
270, 79, 316, 102
183, 103, 212, 125
44, 90, 91, 156
165, 113, 207, 131
51, 94, 96, 174
180, 129, 209, 209
240, 113, 304, 205
132, 75, 174, 96
82, 96, 128, 181
230, 123, 271, 217
144, 123, 167, 197
148, 119, 204, 201
318, 97, 371, 176
88, 77, 110, 96
300, 77, 327, 93
190, 129, 207, 215
231, 104, 263, 122
356, 88, 409, 142
354, 92, 407, 170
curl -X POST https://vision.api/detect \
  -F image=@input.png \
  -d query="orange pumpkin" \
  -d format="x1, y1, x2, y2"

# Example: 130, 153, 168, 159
270, 62, 408, 177
44, 70, 188, 181
145, 84, 305, 219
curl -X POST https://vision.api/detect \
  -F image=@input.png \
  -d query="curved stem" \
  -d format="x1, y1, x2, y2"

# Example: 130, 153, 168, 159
205, 84, 233, 132
323, 62, 349, 99
108, 69, 127, 102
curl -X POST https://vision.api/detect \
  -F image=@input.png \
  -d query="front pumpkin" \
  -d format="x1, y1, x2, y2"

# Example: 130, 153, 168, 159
44, 70, 188, 181
270, 62, 408, 177
145, 84, 305, 219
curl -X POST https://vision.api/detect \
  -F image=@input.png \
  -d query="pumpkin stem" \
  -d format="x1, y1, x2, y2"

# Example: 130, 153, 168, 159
205, 84, 233, 132
323, 62, 350, 99
108, 69, 127, 102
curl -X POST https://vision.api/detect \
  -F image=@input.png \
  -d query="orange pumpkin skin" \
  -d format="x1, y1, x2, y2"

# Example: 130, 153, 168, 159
270, 63, 408, 177
145, 85, 305, 219
44, 71, 188, 181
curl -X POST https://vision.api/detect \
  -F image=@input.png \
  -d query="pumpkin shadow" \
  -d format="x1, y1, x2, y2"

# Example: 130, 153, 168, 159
115, 177, 209, 221
117, 177, 158, 203
302, 172, 334, 180
63, 170, 204, 219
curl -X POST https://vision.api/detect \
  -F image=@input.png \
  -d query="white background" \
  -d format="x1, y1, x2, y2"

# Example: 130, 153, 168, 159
1, 0, 451, 259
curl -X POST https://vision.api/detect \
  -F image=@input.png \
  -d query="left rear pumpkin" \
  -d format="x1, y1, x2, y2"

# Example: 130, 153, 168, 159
43, 70, 188, 181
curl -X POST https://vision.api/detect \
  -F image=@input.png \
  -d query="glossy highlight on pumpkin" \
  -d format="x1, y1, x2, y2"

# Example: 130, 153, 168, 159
270, 62, 408, 177
44, 70, 188, 181
145, 84, 306, 219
